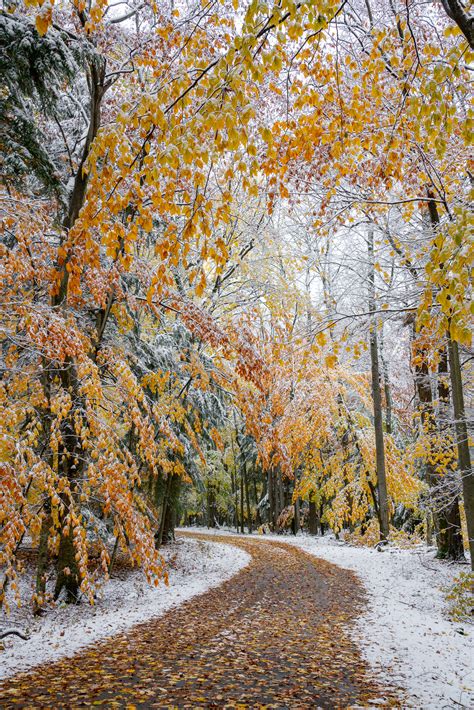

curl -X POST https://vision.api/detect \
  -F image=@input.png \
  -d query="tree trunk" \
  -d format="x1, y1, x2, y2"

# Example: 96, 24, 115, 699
435, 346, 464, 560
425, 192, 472, 566
54, 527, 80, 602
160, 475, 182, 545
244, 462, 252, 533
34, 507, 51, 613
308, 499, 318, 535
52, 57, 107, 601
293, 497, 300, 535
439, 0, 474, 49
276, 467, 285, 523
448, 336, 474, 568
368, 228, 390, 540
426, 512, 434, 546
253, 476, 262, 526
319, 503, 326, 536
240, 467, 245, 533
411, 338, 462, 558
379, 325, 393, 435
268, 468, 275, 528
207, 481, 217, 528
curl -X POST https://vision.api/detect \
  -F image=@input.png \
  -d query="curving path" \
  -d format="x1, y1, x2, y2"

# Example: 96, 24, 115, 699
0, 534, 400, 708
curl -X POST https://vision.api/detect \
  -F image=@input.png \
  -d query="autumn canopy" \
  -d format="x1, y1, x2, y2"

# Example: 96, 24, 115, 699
0, 0, 472, 611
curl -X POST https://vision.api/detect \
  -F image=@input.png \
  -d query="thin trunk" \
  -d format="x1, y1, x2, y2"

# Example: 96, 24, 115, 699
229, 434, 239, 531
52, 58, 106, 602
293, 497, 300, 535
244, 462, 252, 533
240, 467, 245, 533
426, 513, 434, 546
412, 335, 443, 550
108, 534, 120, 577
436, 346, 464, 560
207, 481, 217, 528
448, 336, 474, 568
426, 192, 473, 566
379, 326, 393, 435
160, 475, 182, 545
253, 476, 262, 526
268, 468, 275, 528
368, 229, 390, 540
157, 473, 173, 547
276, 467, 285, 522
308, 499, 318, 535
35, 365, 52, 609
319, 503, 326, 535
34, 507, 51, 613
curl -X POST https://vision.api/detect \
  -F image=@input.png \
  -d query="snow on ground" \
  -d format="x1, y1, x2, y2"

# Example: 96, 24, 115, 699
184, 527, 473, 709
0, 537, 250, 680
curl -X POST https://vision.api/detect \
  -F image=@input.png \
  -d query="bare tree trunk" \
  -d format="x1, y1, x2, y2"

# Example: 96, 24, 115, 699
368, 228, 390, 540
240, 467, 245, 534
308, 499, 318, 535
34, 507, 51, 613
156, 473, 173, 547
293, 497, 300, 535
436, 346, 464, 560
425, 192, 473, 567
54, 527, 80, 602
253, 475, 262, 526
448, 337, 474, 568
412, 332, 440, 536
244, 462, 252, 533
207, 481, 217, 528
268, 468, 275, 528
159, 475, 182, 545
379, 325, 393, 435
276, 467, 285, 523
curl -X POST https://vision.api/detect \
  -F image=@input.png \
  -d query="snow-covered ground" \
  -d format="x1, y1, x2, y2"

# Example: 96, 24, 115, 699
183, 527, 473, 709
0, 537, 250, 680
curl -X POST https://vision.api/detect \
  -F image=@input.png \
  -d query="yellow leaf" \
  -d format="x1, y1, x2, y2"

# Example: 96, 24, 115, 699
316, 331, 327, 347
35, 13, 51, 36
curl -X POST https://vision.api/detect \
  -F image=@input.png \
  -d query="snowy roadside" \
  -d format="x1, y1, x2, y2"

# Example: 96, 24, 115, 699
182, 527, 473, 709
0, 537, 250, 680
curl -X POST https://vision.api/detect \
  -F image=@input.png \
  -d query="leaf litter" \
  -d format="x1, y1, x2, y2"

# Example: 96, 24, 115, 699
0, 534, 401, 708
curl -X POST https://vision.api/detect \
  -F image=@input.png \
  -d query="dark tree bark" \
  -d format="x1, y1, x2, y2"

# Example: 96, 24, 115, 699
244, 461, 252, 533
319, 503, 326, 536
435, 347, 464, 560
240, 467, 245, 534
379, 326, 393, 435
159, 475, 182, 545
308, 499, 319, 535
276, 467, 285, 523
440, 0, 474, 48
293, 497, 300, 535
207, 481, 217, 528
52, 55, 107, 603
426, 191, 473, 567
448, 337, 474, 568
268, 468, 275, 528
253, 475, 262, 527
368, 229, 390, 540
54, 528, 80, 602
34, 507, 51, 613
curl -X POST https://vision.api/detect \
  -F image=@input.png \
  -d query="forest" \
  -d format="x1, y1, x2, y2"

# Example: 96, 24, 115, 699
0, 0, 473, 707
